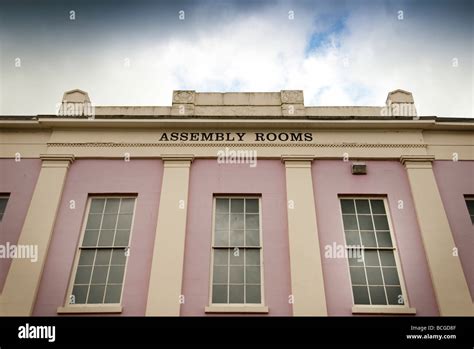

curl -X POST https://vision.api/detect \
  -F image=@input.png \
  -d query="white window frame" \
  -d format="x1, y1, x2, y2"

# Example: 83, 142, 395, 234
208, 196, 265, 308
339, 196, 412, 310
63, 195, 137, 310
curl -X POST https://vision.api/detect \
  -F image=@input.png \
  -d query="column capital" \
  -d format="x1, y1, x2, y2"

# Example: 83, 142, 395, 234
161, 154, 194, 168
39, 154, 75, 168
281, 155, 314, 168
400, 155, 434, 168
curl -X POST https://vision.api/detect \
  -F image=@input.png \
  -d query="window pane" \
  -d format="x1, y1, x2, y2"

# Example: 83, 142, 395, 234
215, 214, 229, 230
108, 265, 125, 284
119, 198, 135, 213
360, 231, 376, 247
213, 265, 228, 284
386, 286, 404, 305
348, 255, 364, 267
95, 249, 112, 265
245, 199, 258, 213
114, 230, 130, 246
215, 198, 229, 213
82, 230, 99, 246
345, 231, 361, 246
102, 214, 117, 229
349, 267, 367, 285
376, 231, 392, 247
117, 214, 133, 230
88, 285, 106, 303
111, 249, 127, 265
342, 215, 357, 230
245, 249, 260, 266
229, 230, 244, 246
379, 250, 396, 266
230, 199, 244, 213
104, 284, 122, 303
104, 199, 120, 214
246, 285, 261, 304
86, 214, 102, 229
245, 214, 259, 229
91, 266, 108, 284
229, 266, 244, 283
230, 214, 244, 230
214, 230, 229, 246
229, 249, 244, 265
382, 267, 400, 285
369, 286, 387, 305
74, 266, 92, 284
90, 199, 105, 213
348, 248, 364, 263
246, 266, 261, 284
370, 200, 386, 214
355, 200, 370, 214
229, 285, 244, 303
71, 285, 88, 304
340, 199, 355, 214
364, 250, 380, 266
465, 200, 474, 214
0, 198, 8, 214
358, 215, 374, 231
98, 230, 115, 246
352, 286, 370, 304
366, 267, 383, 285
214, 249, 228, 265
78, 249, 95, 266
212, 285, 228, 303
245, 230, 260, 247
373, 215, 389, 230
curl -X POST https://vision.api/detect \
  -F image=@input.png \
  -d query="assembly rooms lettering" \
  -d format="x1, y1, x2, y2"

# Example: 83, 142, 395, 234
158, 132, 313, 142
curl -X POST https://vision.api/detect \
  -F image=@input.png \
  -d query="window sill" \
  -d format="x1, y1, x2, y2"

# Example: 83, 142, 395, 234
205, 305, 269, 314
352, 305, 416, 315
57, 305, 123, 314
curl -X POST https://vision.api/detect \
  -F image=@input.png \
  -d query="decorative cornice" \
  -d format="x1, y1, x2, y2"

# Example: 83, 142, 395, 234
47, 142, 427, 149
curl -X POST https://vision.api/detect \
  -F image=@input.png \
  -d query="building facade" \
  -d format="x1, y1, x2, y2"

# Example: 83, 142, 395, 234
0, 89, 473, 316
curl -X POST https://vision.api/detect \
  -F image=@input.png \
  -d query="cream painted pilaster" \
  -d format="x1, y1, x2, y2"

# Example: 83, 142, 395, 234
0, 154, 74, 315
146, 155, 193, 316
401, 155, 473, 315
282, 156, 327, 315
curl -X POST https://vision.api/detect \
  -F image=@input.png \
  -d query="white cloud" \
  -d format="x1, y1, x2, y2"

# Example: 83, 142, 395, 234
1, 2, 472, 117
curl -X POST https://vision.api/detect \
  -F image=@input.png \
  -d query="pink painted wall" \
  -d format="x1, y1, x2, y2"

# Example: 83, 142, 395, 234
0, 159, 41, 291
180, 159, 292, 315
33, 159, 163, 315
312, 160, 438, 316
433, 160, 474, 300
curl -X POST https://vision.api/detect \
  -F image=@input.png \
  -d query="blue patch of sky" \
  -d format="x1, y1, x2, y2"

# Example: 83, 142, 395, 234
305, 15, 349, 56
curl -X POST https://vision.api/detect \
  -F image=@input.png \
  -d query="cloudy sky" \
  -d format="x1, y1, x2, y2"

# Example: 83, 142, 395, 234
0, 0, 472, 117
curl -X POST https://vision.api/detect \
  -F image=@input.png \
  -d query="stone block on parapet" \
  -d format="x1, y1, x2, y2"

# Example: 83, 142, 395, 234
281, 90, 305, 117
